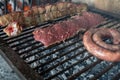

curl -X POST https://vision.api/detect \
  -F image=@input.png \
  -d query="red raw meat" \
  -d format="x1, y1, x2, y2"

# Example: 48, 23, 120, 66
33, 12, 105, 47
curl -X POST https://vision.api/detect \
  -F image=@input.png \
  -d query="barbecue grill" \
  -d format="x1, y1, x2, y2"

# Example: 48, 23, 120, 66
0, 0, 120, 80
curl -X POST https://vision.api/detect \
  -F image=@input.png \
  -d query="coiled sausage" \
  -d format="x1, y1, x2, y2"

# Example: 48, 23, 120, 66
83, 28, 120, 62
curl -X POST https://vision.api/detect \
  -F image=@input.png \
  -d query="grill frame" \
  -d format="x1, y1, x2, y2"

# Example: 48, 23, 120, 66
0, 7, 120, 80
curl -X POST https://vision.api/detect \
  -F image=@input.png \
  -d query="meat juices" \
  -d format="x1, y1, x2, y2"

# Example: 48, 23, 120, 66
3, 22, 22, 36
83, 28, 120, 62
33, 12, 105, 47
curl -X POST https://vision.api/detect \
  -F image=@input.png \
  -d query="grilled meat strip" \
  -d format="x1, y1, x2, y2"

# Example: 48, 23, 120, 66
33, 12, 105, 47
0, 2, 87, 27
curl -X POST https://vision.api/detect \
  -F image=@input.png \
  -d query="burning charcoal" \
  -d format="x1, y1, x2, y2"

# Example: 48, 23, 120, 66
86, 74, 94, 79
61, 74, 67, 80
69, 59, 77, 64
62, 63, 67, 69
65, 71, 71, 77
52, 54, 57, 58
56, 65, 64, 71
50, 69, 57, 76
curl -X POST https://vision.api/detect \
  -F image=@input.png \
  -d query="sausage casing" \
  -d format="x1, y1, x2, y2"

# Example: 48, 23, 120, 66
83, 28, 120, 62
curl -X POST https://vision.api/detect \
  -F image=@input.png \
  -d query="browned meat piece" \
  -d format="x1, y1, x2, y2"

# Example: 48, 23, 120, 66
0, 2, 88, 27
45, 4, 52, 12
56, 2, 65, 10
10, 12, 24, 26
32, 6, 41, 25
33, 20, 84, 47
23, 10, 34, 26
82, 12, 105, 28
51, 4, 58, 11
33, 25, 58, 46
38, 6, 46, 14
0, 12, 23, 26
71, 16, 89, 30
76, 4, 88, 13
0, 14, 12, 26
33, 12, 105, 47
3, 22, 22, 37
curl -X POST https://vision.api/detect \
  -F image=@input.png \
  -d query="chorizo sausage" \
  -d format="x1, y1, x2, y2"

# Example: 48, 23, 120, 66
93, 28, 120, 51
83, 28, 120, 62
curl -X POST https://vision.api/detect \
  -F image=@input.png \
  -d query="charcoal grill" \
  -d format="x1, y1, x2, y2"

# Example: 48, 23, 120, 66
0, 0, 120, 80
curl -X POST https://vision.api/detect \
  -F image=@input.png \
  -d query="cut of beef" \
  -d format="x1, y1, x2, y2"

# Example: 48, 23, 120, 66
33, 12, 105, 47
82, 12, 105, 28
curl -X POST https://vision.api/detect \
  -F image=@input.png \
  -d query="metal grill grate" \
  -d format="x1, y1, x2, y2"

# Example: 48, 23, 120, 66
0, 9, 120, 80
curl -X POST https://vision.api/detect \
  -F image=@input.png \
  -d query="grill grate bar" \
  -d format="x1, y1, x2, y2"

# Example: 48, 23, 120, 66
0, 26, 5, 30
19, 43, 43, 55
22, 34, 81, 59
39, 50, 91, 75
0, 34, 8, 38
0, 31, 5, 35
7, 34, 32, 44
105, 21, 119, 28
14, 41, 38, 51
18, 34, 78, 56
97, 19, 117, 28
32, 44, 84, 69
46, 57, 101, 80
89, 63, 116, 80
102, 22, 119, 28
3, 28, 34, 40
10, 37, 34, 48
67, 60, 102, 80
115, 26, 120, 29
24, 35, 80, 59
90, 10, 116, 20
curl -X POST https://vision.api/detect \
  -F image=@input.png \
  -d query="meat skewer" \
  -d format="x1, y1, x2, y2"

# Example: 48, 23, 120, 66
0, 2, 88, 27
33, 12, 105, 47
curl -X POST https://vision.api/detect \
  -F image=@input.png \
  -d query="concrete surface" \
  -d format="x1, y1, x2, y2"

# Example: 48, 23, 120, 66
0, 55, 21, 80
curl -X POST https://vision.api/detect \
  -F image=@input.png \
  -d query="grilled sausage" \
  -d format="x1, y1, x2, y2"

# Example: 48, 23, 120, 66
93, 28, 120, 51
83, 28, 120, 62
